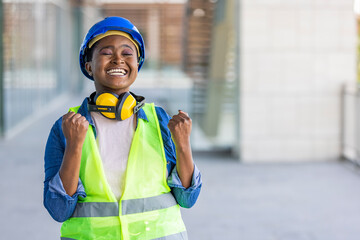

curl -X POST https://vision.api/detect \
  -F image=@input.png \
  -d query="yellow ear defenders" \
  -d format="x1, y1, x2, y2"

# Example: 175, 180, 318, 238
87, 91, 145, 120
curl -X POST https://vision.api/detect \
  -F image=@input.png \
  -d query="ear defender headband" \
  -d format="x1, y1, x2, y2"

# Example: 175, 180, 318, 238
87, 91, 145, 121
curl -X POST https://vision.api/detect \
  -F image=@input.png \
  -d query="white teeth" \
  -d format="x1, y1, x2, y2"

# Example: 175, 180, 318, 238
107, 68, 127, 76
109, 72, 125, 76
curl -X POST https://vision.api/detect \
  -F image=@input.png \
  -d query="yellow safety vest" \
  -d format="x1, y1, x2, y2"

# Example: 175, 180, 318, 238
60, 103, 187, 240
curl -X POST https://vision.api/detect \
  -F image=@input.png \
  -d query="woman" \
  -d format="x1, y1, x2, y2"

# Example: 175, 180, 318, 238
43, 16, 201, 240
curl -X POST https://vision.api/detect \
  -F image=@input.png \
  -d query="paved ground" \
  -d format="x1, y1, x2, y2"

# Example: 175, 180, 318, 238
1, 96, 360, 240
183, 156, 360, 240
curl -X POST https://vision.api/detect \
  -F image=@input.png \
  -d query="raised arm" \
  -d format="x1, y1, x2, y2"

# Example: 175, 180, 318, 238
167, 110, 194, 189
43, 115, 87, 222
59, 112, 89, 196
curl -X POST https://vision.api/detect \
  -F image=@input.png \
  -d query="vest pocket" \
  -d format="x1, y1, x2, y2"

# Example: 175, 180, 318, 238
61, 216, 121, 240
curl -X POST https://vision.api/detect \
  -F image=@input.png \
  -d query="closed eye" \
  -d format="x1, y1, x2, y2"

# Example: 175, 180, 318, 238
122, 50, 133, 56
100, 49, 113, 55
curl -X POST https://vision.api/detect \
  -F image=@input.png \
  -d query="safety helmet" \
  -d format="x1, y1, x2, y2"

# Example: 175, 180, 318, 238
79, 16, 145, 80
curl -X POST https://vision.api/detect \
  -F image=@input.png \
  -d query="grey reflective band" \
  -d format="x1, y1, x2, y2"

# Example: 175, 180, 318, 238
71, 193, 177, 217
122, 192, 177, 215
153, 231, 188, 240
60, 231, 187, 240
71, 202, 119, 218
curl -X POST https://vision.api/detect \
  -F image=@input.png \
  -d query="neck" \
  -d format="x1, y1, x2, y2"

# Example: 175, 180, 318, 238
94, 87, 130, 97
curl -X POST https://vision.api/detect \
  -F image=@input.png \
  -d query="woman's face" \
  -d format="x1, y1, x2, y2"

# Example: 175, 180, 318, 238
85, 35, 139, 95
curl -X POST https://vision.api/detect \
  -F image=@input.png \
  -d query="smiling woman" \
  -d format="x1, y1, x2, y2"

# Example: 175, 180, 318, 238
43, 16, 202, 240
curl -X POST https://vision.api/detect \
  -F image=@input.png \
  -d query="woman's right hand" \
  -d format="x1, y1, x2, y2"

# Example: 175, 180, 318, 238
60, 112, 89, 196
61, 112, 89, 146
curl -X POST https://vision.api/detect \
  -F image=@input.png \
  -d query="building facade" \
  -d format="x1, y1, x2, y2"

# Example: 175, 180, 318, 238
239, 0, 356, 161
0, 0, 357, 163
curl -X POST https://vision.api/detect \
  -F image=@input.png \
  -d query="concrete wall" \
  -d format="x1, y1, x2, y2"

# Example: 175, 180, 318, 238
240, 0, 357, 161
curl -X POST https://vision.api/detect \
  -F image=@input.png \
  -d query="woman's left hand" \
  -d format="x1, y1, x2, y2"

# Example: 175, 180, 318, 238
168, 110, 192, 148
168, 110, 194, 188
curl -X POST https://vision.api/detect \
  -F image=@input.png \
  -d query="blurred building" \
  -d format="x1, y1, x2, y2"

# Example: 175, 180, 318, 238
0, 0, 358, 163
0, 0, 85, 136
239, 0, 356, 162
102, 2, 185, 69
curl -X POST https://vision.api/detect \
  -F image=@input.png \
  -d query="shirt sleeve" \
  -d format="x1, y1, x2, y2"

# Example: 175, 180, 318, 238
155, 106, 202, 208
167, 162, 202, 208
43, 117, 86, 222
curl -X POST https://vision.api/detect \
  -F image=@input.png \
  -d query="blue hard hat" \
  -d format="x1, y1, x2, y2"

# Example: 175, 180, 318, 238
79, 16, 145, 80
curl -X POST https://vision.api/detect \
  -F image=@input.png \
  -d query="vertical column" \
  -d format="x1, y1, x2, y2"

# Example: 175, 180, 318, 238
354, 0, 360, 161
147, 7, 161, 69
357, 22, 360, 83
203, 0, 227, 137
0, 0, 4, 136
234, 0, 241, 159
72, 0, 83, 93
356, 0, 360, 83
204, 0, 236, 138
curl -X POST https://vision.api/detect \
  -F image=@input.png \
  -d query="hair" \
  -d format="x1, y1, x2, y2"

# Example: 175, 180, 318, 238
84, 41, 99, 63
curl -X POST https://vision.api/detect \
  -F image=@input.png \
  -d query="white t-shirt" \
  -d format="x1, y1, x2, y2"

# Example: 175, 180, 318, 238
90, 112, 135, 201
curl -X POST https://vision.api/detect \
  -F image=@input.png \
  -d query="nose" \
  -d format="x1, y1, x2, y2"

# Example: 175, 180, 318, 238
111, 52, 125, 65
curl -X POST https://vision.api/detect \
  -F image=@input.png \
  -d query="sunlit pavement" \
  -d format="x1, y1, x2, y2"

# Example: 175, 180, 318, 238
183, 157, 360, 240
1, 96, 360, 240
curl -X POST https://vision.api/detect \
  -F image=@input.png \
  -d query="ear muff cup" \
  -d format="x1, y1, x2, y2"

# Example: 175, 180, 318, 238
95, 92, 119, 119
115, 92, 136, 121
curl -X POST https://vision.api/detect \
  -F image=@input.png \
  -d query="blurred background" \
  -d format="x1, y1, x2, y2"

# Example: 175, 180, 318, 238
1, 0, 360, 239
0, 0, 239, 153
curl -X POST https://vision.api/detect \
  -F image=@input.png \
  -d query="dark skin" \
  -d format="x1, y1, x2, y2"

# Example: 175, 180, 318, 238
60, 35, 194, 196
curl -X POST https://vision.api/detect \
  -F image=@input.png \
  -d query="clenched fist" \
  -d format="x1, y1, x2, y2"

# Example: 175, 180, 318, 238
168, 110, 194, 188
59, 112, 89, 196
62, 112, 89, 146
168, 110, 192, 148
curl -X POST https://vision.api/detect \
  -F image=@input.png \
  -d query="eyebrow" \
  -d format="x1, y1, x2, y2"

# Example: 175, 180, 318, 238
98, 44, 134, 52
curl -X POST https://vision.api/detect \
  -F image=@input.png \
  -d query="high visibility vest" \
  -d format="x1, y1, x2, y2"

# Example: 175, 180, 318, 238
60, 103, 187, 240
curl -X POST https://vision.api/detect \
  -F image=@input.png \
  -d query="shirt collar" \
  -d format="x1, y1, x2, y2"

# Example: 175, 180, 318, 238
137, 108, 149, 122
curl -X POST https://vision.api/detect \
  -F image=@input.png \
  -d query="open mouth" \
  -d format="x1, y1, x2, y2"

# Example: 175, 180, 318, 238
107, 68, 128, 76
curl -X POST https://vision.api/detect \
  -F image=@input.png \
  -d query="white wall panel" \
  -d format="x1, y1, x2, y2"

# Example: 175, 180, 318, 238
240, 0, 356, 161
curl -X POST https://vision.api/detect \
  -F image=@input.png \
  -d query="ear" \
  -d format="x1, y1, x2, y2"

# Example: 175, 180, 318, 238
85, 62, 93, 76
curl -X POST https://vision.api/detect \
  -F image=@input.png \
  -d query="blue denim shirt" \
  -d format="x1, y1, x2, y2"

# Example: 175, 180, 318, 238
43, 97, 202, 222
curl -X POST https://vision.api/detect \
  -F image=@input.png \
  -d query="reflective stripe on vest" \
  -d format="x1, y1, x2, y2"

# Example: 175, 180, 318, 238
71, 202, 118, 218
153, 231, 188, 240
122, 192, 177, 215
71, 192, 177, 217
60, 231, 187, 240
